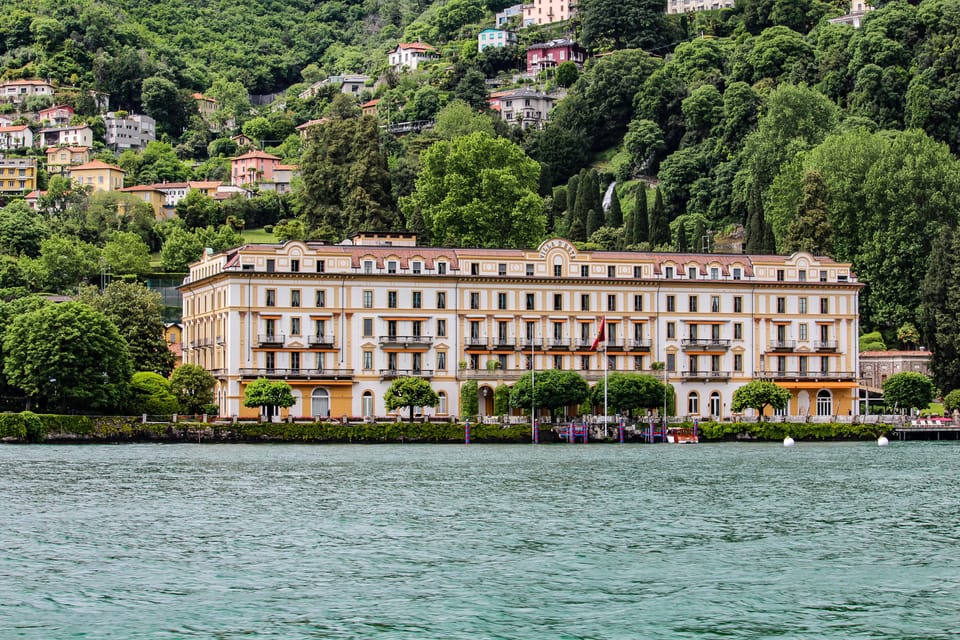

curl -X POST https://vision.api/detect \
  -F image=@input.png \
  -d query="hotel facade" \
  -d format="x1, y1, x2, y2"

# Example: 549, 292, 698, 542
180, 235, 862, 421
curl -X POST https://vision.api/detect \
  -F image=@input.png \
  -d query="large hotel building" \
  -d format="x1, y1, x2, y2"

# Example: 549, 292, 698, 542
180, 234, 862, 421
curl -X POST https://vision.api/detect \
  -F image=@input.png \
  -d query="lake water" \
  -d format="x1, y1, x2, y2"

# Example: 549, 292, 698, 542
1, 442, 959, 639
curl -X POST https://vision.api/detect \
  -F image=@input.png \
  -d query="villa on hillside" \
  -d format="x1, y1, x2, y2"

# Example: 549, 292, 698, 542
522, 0, 577, 26
37, 105, 74, 126
0, 79, 55, 104
0, 156, 36, 194
494, 87, 556, 130
298, 75, 370, 101
526, 39, 587, 74
478, 29, 517, 52
231, 151, 296, 191
119, 185, 168, 219
388, 42, 439, 71
496, 3, 524, 26
69, 160, 125, 192
0, 125, 33, 150
828, 0, 874, 27
46, 146, 91, 176
38, 124, 94, 149
104, 112, 156, 150
666, 0, 734, 13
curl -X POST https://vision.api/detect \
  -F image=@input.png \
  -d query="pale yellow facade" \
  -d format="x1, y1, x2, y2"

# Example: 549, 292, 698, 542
69, 160, 125, 192
180, 236, 862, 421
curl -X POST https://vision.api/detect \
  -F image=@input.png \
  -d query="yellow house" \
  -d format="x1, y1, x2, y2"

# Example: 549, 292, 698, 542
46, 146, 91, 176
119, 185, 168, 219
0, 156, 36, 193
69, 160, 125, 192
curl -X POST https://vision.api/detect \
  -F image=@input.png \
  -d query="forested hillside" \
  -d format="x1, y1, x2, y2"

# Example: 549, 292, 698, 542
4, 0, 960, 393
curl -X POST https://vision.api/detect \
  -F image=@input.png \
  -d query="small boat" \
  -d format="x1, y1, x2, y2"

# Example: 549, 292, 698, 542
666, 427, 699, 444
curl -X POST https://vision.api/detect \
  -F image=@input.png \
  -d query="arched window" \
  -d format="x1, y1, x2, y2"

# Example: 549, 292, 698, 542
709, 392, 720, 418
311, 388, 330, 418
816, 390, 833, 416
362, 391, 373, 418
687, 391, 699, 416
437, 391, 448, 415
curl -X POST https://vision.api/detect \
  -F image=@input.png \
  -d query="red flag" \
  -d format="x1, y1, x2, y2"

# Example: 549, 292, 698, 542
589, 317, 606, 351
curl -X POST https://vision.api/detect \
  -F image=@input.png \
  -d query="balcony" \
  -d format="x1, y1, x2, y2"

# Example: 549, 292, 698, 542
378, 335, 434, 349
519, 338, 543, 350
458, 369, 526, 380
768, 340, 796, 352
680, 370, 732, 381
257, 334, 285, 347
239, 368, 353, 380
491, 337, 517, 350
627, 339, 652, 352
380, 368, 434, 380
681, 338, 731, 351
761, 370, 856, 381
465, 336, 489, 349
575, 338, 595, 351
814, 340, 838, 352
194, 337, 213, 348
547, 338, 570, 350
308, 334, 335, 348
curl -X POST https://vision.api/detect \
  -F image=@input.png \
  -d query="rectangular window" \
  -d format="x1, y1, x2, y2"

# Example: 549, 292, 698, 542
666, 353, 676, 372
437, 319, 446, 337
498, 292, 508, 310
412, 261, 422, 274
266, 259, 275, 273
665, 266, 674, 279
634, 295, 643, 312
266, 289, 276, 307
733, 268, 742, 280
666, 296, 675, 312
799, 297, 807, 314
554, 264, 562, 277
315, 290, 326, 307
711, 296, 720, 313
387, 261, 397, 274
437, 291, 446, 309
363, 351, 373, 369
734, 296, 742, 313
820, 270, 827, 282
290, 259, 300, 273
667, 322, 675, 339
581, 355, 590, 370
526, 293, 535, 310
689, 296, 698, 313
634, 266, 642, 278
820, 298, 829, 314
437, 352, 447, 370
607, 295, 616, 312
581, 294, 590, 311
526, 263, 534, 276
470, 292, 480, 310
363, 290, 373, 309
710, 267, 719, 280
777, 297, 786, 314
553, 294, 562, 311
388, 291, 398, 309
412, 291, 422, 309
581, 265, 589, 277
608, 265, 616, 278
553, 355, 563, 369
317, 260, 325, 273
734, 323, 743, 340
799, 324, 808, 341
363, 260, 373, 273
471, 263, 479, 276
290, 317, 301, 335
438, 262, 447, 275
798, 270, 806, 282
498, 263, 507, 276
688, 267, 697, 280
777, 269, 785, 282
362, 318, 373, 337
734, 354, 743, 372
290, 290, 300, 307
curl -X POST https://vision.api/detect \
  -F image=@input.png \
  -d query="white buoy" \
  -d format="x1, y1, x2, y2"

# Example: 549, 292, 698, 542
877, 436, 889, 447
783, 436, 795, 447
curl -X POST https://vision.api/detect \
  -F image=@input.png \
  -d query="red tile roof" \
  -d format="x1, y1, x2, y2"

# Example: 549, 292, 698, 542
72, 160, 124, 171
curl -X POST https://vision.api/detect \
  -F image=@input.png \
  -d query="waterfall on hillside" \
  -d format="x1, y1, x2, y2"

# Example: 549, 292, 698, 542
602, 181, 616, 211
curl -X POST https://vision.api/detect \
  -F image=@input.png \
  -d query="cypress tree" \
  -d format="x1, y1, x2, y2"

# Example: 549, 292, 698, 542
650, 187, 668, 248
693, 219, 706, 252
745, 181, 764, 253
635, 186, 649, 245
563, 174, 580, 235
922, 230, 960, 391
677, 224, 687, 252
607, 187, 623, 228
762, 213, 777, 254
586, 208, 602, 238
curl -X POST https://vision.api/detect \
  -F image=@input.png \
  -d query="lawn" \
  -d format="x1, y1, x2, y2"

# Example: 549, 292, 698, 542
241, 228, 278, 243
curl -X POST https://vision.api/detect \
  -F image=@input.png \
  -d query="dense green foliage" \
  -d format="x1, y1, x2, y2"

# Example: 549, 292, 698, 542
731, 380, 792, 418
384, 376, 439, 420
881, 372, 936, 412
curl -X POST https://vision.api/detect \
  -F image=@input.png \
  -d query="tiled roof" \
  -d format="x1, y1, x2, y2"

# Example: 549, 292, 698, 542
232, 150, 281, 161
71, 160, 123, 171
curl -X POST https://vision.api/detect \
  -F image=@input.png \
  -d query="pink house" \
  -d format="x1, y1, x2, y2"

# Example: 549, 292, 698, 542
231, 150, 281, 187
37, 105, 74, 126
526, 39, 587, 74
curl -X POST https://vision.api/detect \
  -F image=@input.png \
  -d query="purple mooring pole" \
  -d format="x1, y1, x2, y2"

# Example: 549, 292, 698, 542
465, 420, 470, 445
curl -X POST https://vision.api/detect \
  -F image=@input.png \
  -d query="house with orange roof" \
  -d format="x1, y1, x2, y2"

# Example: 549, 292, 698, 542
0, 156, 37, 194
46, 146, 91, 176
38, 124, 93, 149
295, 118, 329, 139
69, 160, 125, 192
0, 79, 55, 104
273, 164, 299, 194
24, 190, 44, 209
231, 150, 282, 188
119, 185, 168, 219
37, 105, 74, 126
388, 42, 439, 71
361, 99, 380, 117
192, 92, 234, 131
0, 125, 33, 150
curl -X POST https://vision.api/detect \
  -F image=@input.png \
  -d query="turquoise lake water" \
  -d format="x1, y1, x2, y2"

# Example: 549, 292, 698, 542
1, 442, 958, 639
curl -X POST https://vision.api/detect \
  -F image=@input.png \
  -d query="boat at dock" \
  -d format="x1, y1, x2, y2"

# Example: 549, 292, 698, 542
666, 427, 699, 444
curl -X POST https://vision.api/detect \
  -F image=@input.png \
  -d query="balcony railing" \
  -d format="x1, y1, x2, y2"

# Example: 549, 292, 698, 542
378, 335, 434, 348
680, 338, 731, 350
491, 338, 516, 350
814, 340, 838, 352
761, 370, 856, 381
465, 336, 489, 349
575, 338, 595, 350
380, 368, 434, 380
194, 337, 213, 347
547, 338, 570, 349
768, 340, 796, 352
257, 334, 285, 347
627, 339, 652, 351
239, 368, 353, 380
519, 338, 543, 349
680, 370, 732, 381
458, 369, 526, 380
308, 334, 335, 347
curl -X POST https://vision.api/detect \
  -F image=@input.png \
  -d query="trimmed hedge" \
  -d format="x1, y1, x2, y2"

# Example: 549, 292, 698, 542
696, 420, 894, 442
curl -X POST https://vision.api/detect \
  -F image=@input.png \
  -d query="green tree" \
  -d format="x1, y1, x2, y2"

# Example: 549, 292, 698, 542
731, 380, 791, 420
4, 302, 133, 412
555, 61, 579, 88
509, 370, 589, 422
606, 187, 623, 228
944, 389, 960, 413
169, 364, 217, 415
0, 201, 47, 257
77, 281, 176, 376
624, 118, 666, 175
460, 379, 479, 419
39, 235, 100, 293
385, 376, 439, 421
243, 377, 295, 420
921, 232, 960, 391
896, 322, 920, 349
632, 186, 649, 245
160, 227, 203, 272
882, 372, 936, 413
434, 100, 495, 139
129, 371, 179, 414
175, 189, 219, 229
400, 131, 545, 248
141, 76, 192, 138
588, 372, 668, 415
859, 331, 887, 352
579, 0, 670, 50
648, 187, 668, 248
102, 231, 151, 277
783, 169, 832, 255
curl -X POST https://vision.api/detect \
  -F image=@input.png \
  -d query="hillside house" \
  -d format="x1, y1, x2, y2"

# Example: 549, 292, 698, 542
526, 39, 587, 74
0, 79, 54, 104
666, 0, 734, 13
0, 156, 36, 194
104, 112, 156, 150
361, 99, 380, 117
478, 29, 517, 52
46, 146, 91, 176
38, 124, 94, 149
0, 125, 33, 150
388, 43, 439, 71
69, 160, 125, 192
37, 105, 74, 126
522, 0, 577, 26
495, 88, 556, 129
231, 150, 282, 187
119, 185, 168, 219
298, 75, 370, 100
496, 3, 525, 26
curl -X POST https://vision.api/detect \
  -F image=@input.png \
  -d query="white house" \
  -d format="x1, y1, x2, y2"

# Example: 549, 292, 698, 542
388, 43, 439, 71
